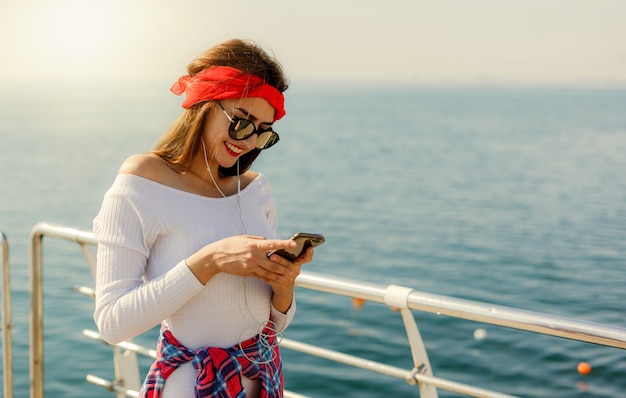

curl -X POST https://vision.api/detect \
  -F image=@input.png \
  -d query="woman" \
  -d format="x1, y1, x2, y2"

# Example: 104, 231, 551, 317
93, 39, 313, 398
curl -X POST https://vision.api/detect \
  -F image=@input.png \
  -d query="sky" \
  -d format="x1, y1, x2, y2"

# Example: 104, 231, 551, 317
1, 0, 625, 87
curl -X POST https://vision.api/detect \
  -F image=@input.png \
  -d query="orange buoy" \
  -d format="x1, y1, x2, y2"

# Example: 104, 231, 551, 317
352, 298, 366, 310
577, 362, 592, 375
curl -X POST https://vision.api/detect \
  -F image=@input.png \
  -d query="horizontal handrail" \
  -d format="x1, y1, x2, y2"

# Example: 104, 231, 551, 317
83, 329, 157, 358
30, 222, 98, 245
84, 330, 314, 398
86, 375, 139, 398
296, 272, 626, 350
83, 328, 517, 398
73, 285, 96, 299
30, 222, 626, 350
279, 338, 518, 398
86, 373, 310, 398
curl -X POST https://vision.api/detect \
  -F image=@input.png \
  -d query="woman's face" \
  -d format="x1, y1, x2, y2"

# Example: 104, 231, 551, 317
202, 97, 275, 169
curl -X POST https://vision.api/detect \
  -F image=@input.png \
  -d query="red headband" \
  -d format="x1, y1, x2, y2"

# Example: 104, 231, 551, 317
170, 66, 286, 121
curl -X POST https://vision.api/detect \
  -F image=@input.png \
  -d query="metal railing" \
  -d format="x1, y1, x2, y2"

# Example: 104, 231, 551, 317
19, 222, 626, 398
1, 230, 13, 398
295, 272, 626, 349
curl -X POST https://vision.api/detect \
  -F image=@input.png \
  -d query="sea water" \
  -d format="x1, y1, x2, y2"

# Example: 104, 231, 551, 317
0, 82, 625, 397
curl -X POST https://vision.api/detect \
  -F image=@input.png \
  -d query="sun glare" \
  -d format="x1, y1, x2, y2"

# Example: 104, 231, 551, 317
30, 0, 127, 78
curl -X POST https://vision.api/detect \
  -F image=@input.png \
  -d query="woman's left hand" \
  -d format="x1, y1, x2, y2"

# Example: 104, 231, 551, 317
266, 247, 314, 313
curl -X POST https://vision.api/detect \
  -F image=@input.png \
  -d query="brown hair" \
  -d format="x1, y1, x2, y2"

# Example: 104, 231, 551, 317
151, 39, 288, 176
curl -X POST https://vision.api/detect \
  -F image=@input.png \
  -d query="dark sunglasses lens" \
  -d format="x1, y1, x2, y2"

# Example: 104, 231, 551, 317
229, 119, 256, 140
256, 131, 279, 149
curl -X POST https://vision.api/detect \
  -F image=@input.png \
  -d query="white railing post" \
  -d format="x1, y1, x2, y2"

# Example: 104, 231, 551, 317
1, 231, 14, 398
385, 284, 438, 398
29, 226, 44, 398
29, 222, 143, 398
113, 346, 142, 397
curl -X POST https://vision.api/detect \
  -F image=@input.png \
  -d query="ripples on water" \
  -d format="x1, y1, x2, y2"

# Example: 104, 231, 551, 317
1, 84, 625, 397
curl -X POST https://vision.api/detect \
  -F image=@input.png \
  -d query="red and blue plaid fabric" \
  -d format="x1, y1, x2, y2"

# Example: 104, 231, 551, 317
139, 324, 283, 398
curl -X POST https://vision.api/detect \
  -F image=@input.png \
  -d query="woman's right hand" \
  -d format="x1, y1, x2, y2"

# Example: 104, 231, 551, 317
184, 235, 298, 285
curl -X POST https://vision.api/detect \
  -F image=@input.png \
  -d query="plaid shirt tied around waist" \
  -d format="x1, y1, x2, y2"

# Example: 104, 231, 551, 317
139, 323, 283, 398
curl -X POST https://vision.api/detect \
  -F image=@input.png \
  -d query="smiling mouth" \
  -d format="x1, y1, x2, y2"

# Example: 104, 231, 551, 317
225, 141, 244, 157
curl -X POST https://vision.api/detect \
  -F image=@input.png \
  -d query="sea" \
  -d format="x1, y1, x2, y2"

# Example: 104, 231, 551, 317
0, 81, 625, 397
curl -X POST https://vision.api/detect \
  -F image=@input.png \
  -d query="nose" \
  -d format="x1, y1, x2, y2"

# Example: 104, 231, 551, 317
241, 132, 259, 150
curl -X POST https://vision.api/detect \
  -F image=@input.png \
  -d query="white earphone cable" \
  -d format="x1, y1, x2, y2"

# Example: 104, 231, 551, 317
201, 138, 280, 364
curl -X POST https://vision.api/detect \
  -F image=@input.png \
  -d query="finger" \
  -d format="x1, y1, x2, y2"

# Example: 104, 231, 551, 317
256, 262, 291, 282
267, 252, 292, 266
294, 247, 314, 265
244, 235, 266, 240
257, 239, 297, 252
261, 258, 294, 277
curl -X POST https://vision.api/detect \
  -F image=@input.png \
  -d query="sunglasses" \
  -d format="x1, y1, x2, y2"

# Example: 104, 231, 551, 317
217, 102, 280, 150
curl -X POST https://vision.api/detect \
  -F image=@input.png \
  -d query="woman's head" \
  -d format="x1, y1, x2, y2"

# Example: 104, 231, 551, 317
153, 39, 288, 176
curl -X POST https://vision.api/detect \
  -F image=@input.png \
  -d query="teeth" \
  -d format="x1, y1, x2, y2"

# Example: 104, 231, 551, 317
225, 142, 243, 154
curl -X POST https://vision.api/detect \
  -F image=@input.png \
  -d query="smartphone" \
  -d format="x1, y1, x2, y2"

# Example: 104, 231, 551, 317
268, 232, 325, 262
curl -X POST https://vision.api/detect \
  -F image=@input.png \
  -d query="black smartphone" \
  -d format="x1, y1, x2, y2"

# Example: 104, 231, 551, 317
268, 232, 325, 262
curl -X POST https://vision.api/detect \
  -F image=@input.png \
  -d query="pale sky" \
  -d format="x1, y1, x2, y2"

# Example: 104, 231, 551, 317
1, 0, 625, 87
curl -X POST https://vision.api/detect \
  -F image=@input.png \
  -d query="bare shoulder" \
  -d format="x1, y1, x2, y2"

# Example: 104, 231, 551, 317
118, 154, 170, 181
241, 170, 260, 188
